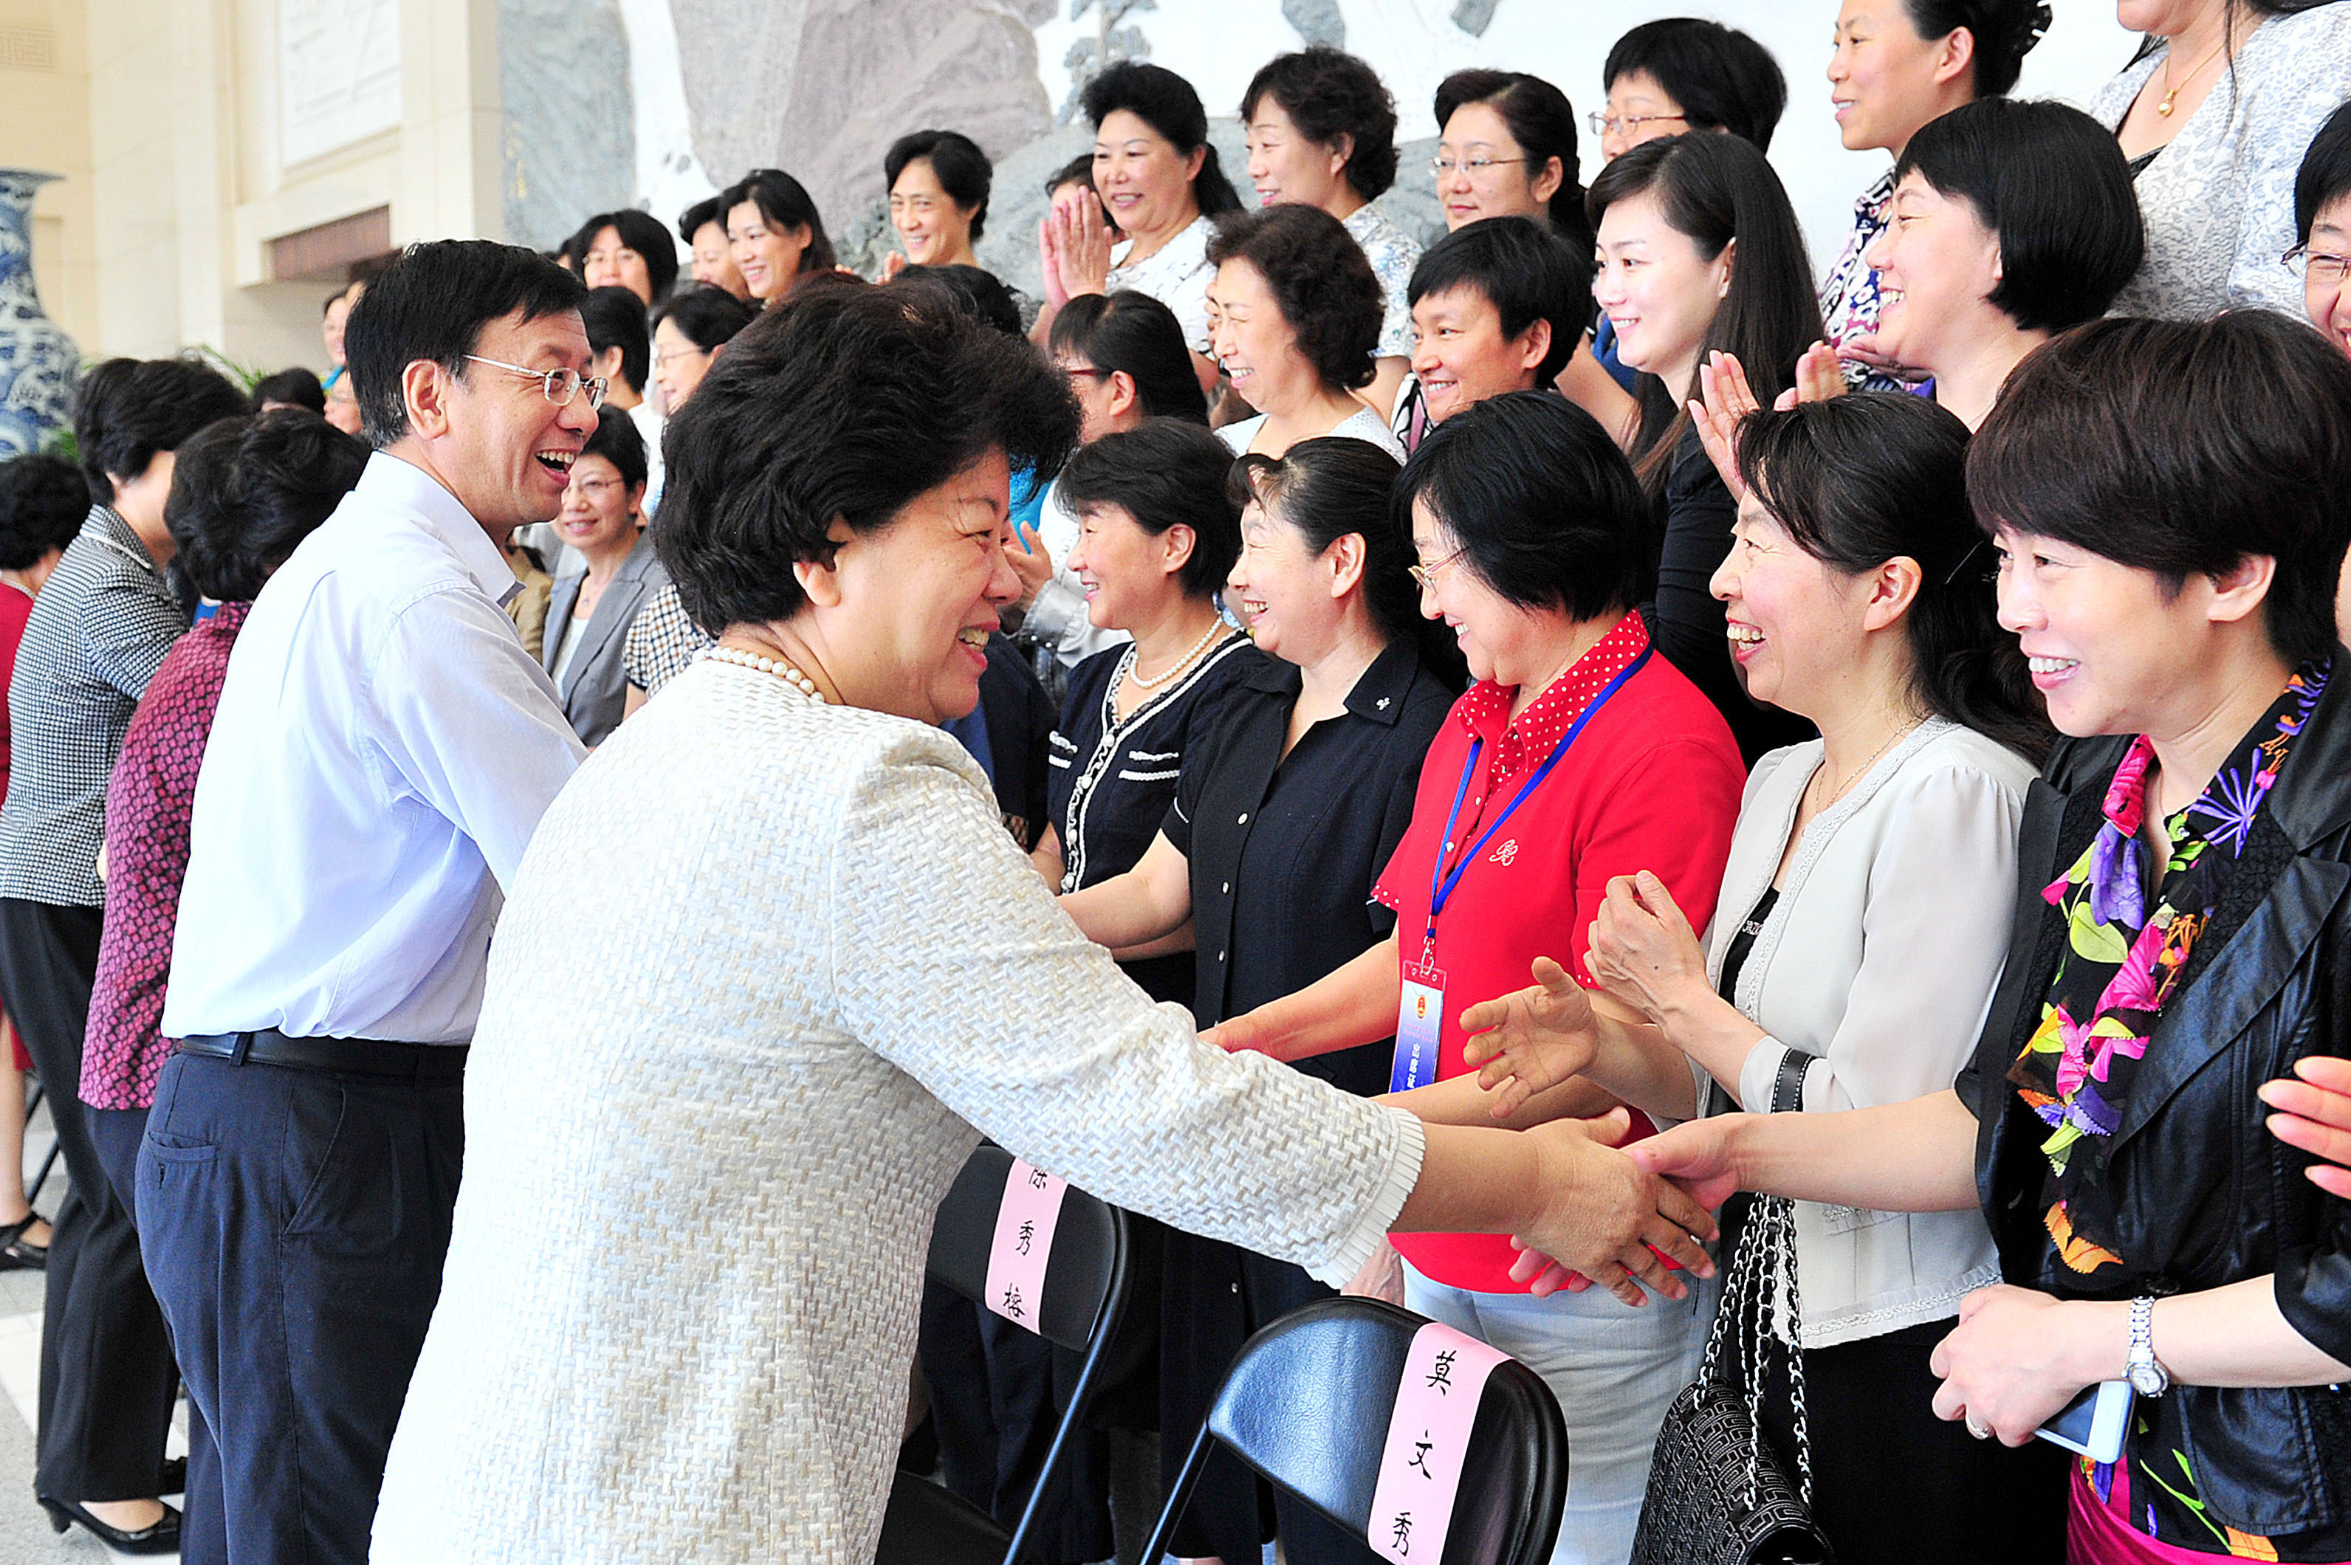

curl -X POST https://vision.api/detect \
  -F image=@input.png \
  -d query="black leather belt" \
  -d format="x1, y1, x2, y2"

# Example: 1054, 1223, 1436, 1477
177, 1029, 467, 1082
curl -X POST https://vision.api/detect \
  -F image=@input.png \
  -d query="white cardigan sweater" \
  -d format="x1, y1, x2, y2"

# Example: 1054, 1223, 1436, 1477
1698, 718, 2037, 1348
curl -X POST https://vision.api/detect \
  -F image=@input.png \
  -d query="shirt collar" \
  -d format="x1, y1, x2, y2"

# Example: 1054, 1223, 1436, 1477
84, 504, 159, 575
1454, 610, 1648, 774
1343, 638, 1424, 727
359, 452, 522, 607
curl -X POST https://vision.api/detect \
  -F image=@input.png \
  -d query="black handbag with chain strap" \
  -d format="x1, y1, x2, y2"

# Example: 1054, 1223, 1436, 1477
1630, 1054, 1836, 1564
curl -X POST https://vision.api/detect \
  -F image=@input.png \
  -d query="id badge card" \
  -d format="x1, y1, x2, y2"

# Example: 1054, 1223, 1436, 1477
1388, 960, 1446, 1093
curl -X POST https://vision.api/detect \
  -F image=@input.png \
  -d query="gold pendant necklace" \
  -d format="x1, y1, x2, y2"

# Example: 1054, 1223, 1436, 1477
2157, 37, 2225, 116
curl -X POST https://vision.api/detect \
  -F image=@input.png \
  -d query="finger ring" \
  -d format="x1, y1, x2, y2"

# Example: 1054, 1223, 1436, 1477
1966, 1418, 1991, 1441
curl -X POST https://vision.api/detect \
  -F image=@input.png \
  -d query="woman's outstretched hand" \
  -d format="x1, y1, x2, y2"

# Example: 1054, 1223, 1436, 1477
1514, 1108, 1718, 1309
1689, 343, 1848, 501
1458, 956, 1600, 1118
1588, 871, 1709, 1025
2260, 1055, 2351, 1198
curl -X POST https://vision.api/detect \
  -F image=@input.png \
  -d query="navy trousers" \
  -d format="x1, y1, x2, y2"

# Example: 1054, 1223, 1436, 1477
137, 1050, 463, 1565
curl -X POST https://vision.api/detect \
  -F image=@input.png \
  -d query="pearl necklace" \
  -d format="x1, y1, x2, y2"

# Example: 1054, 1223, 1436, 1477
1126, 617, 1226, 692
707, 643, 828, 702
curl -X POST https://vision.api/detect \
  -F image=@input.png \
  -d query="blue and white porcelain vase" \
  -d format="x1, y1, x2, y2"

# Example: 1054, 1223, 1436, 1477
0, 171, 80, 459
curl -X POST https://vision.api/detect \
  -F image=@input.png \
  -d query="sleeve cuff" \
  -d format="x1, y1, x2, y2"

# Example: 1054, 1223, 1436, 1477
1310, 1103, 1425, 1288
1739, 1034, 1796, 1114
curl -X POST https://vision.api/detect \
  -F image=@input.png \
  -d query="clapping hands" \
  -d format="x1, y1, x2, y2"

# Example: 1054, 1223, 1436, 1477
1588, 871, 1711, 1025
1687, 343, 1847, 501
1458, 956, 1601, 1119
1037, 188, 1116, 312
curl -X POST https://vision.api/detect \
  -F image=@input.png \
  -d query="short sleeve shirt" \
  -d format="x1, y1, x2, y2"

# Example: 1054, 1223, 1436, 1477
1164, 639, 1454, 1094
1342, 204, 1424, 364
1371, 613, 1746, 1291
83, 602, 247, 1110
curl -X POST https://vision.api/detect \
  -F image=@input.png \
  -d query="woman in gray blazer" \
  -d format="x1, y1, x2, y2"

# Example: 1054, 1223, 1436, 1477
543, 408, 667, 745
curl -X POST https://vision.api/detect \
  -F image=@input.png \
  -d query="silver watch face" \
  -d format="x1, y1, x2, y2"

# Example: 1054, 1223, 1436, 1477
2129, 1361, 2167, 1397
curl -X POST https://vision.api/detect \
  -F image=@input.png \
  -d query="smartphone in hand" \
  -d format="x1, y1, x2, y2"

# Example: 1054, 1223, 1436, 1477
2036, 1380, 2133, 1465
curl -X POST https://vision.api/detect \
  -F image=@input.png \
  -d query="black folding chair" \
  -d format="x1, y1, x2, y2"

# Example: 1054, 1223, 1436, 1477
1141, 1296, 1569, 1566
878, 1145, 1130, 1565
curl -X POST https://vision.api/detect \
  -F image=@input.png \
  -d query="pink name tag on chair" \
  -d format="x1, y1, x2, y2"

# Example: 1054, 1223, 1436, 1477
983, 1158, 1067, 1330
1367, 1321, 1513, 1565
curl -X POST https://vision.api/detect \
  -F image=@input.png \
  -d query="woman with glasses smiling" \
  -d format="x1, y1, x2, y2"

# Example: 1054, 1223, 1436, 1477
2293, 97, 2351, 363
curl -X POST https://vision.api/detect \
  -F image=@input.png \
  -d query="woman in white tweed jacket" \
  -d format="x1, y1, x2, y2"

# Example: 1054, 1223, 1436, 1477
368, 280, 1717, 1564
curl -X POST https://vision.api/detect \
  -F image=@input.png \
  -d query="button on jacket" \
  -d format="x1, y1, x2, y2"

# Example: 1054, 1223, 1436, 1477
164, 454, 587, 1045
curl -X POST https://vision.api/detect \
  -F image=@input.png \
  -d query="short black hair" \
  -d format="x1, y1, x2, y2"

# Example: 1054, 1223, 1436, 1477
656, 279, 1077, 631
1084, 61, 1243, 216
250, 367, 326, 414
651, 286, 761, 352
1602, 18, 1788, 151
1407, 216, 1591, 388
1046, 291, 1209, 424
885, 129, 995, 241
72, 356, 248, 503
345, 239, 588, 449
1058, 418, 1242, 598
1969, 312, 2351, 666
1206, 204, 1383, 392
676, 194, 727, 246
1735, 394, 2049, 761
580, 285, 652, 395
721, 168, 841, 277
1893, 97, 2142, 333
1397, 388, 1654, 619
570, 209, 680, 303
2296, 97, 2351, 244
0, 453, 92, 569
892, 265, 1022, 337
1433, 70, 1592, 254
580, 405, 648, 495
1240, 47, 1401, 202
1901, 0, 2051, 97
164, 410, 367, 602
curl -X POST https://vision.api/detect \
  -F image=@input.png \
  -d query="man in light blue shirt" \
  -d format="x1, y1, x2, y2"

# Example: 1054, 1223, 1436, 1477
143, 240, 594, 1564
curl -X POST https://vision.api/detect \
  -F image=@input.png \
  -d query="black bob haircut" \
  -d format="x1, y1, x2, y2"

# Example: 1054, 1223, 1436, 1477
580, 405, 648, 495
656, 279, 1077, 632
1407, 216, 1591, 389
1083, 61, 1244, 216
720, 169, 841, 276
1240, 47, 1401, 202
885, 129, 995, 241
1904, 0, 2051, 98
345, 239, 588, 450
1735, 395, 2050, 762
1968, 312, 2351, 667
2296, 97, 2351, 244
1603, 18, 1788, 151
0, 453, 93, 568
1894, 97, 2142, 334
1206, 204, 1383, 392
72, 356, 247, 503
676, 194, 726, 245
1057, 418, 1243, 598
891, 265, 1022, 338
1396, 388, 1655, 619
569, 209, 679, 303
651, 286, 761, 351
250, 367, 326, 414
580, 285, 653, 396
1046, 292, 1209, 424
164, 410, 367, 603
1433, 70, 1593, 255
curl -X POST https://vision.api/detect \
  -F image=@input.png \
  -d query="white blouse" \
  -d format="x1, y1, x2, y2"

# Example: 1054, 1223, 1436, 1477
1698, 719, 2037, 1347
1218, 405, 1408, 461
371, 661, 1422, 1563
1108, 213, 1217, 357
2089, 7, 2351, 320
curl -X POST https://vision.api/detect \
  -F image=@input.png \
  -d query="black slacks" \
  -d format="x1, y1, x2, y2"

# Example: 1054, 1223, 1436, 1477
138, 1048, 462, 1564
0, 898, 179, 1505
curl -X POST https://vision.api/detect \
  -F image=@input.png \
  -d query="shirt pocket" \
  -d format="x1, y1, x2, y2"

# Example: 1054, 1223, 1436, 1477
1118, 747, 1180, 783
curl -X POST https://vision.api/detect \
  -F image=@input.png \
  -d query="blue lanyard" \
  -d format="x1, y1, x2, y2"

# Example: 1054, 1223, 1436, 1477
1424, 646, 1650, 953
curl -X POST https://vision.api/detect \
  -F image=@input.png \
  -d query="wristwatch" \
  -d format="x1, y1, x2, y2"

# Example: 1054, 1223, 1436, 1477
2126, 1295, 2172, 1397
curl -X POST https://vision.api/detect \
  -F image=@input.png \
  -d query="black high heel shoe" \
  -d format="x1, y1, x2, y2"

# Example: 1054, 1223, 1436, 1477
0, 1211, 47, 1270
37, 1494, 181, 1553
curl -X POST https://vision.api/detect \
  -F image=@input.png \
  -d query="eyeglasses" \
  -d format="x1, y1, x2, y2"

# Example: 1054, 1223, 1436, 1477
1429, 154, 1525, 179
1407, 548, 1466, 592
2283, 244, 2351, 286
1589, 110, 1689, 137
1063, 365, 1113, 383
462, 354, 608, 410
653, 345, 711, 368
